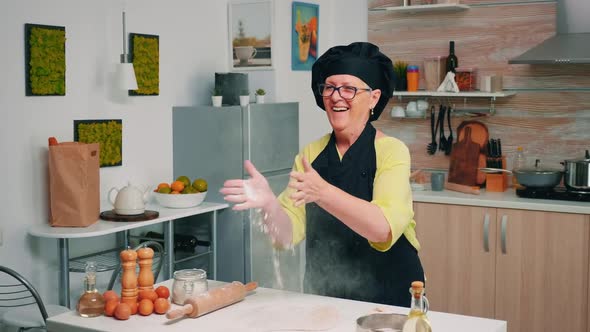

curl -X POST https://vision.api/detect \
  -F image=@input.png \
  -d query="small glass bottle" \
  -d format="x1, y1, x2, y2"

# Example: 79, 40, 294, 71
402, 281, 432, 332
76, 261, 105, 317
512, 146, 526, 188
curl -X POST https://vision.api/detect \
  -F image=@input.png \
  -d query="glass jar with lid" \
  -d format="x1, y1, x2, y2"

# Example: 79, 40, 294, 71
172, 268, 208, 305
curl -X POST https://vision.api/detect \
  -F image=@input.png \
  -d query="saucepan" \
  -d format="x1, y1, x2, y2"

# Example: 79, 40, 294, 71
562, 150, 590, 192
356, 313, 407, 332
480, 158, 563, 189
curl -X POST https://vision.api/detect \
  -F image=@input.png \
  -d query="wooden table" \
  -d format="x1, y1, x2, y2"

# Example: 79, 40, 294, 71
29, 201, 228, 308
47, 280, 507, 332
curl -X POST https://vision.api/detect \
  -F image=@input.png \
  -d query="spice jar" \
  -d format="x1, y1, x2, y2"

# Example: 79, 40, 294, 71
455, 67, 477, 91
172, 269, 208, 305
406, 65, 420, 92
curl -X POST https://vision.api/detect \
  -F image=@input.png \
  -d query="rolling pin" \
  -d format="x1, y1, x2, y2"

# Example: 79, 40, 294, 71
166, 281, 258, 320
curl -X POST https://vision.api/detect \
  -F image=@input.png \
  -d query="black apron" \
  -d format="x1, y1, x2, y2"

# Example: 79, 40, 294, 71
304, 123, 424, 307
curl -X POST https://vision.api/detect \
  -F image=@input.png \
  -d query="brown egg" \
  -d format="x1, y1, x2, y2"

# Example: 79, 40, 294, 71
104, 299, 119, 317
153, 298, 170, 315
138, 299, 154, 316
114, 303, 131, 320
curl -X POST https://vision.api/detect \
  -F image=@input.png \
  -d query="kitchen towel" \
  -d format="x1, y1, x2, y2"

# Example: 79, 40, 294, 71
48, 142, 100, 227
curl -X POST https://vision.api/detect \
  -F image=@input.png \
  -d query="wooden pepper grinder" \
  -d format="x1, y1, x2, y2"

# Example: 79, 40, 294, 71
137, 245, 155, 291
120, 248, 138, 312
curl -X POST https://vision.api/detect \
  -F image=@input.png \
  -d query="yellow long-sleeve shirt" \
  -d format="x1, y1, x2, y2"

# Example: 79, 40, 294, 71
277, 133, 420, 252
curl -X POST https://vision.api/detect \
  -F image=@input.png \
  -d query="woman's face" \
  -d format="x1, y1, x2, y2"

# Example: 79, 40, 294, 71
322, 74, 381, 132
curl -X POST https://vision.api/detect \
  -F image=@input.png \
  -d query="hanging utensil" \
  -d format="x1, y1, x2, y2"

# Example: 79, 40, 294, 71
438, 105, 446, 152
427, 105, 438, 155
445, 105, 453, 155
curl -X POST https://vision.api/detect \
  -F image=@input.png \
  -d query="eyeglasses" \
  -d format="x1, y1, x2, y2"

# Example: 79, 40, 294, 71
318, 84, 372, 100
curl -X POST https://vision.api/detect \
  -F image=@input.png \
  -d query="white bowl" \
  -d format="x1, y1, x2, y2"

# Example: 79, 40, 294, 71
154, 191, 207, 208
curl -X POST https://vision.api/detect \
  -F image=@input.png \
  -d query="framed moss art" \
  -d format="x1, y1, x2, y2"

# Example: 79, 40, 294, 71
25, 23, 66, 96
129, 33, 159, 96
74, 119, 123, 167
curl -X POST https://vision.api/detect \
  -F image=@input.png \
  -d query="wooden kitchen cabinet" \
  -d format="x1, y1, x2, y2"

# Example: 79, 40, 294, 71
414, 202, 589, 332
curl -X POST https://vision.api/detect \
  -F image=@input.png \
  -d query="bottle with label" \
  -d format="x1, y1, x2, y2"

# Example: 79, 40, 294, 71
76, 261, 105, 317
511, 146, 526, 188
402, 281, 432, 332
445, 41, 458, 73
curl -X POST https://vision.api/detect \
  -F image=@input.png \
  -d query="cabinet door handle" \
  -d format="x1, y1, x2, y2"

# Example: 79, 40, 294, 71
501, 215, 508, 254
483, 213, 490, 252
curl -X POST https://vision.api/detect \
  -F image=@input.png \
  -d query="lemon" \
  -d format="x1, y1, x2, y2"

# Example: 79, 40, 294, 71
176, 175, 191, 188
157, 187, 172, 194
182, 186, 197, 194
192, 178, 208, 192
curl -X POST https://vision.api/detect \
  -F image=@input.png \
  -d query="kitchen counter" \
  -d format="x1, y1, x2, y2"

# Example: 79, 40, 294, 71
412, 188, 590, 214
47, 280, 507, 332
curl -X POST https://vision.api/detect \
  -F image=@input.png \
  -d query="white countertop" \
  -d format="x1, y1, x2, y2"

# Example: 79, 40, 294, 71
47, 280, 506, 332
29, 202, 229, 239
412, 188, 590, 215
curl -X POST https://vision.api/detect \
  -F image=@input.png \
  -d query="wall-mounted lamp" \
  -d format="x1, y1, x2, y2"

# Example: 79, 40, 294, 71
118, 11, 137, 90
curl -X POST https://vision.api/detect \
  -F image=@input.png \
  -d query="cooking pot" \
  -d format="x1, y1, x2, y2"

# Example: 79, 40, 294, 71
513, 159, 563, 189
563, 150, 590, 192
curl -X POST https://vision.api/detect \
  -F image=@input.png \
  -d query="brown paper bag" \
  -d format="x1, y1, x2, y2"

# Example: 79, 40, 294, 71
48, 142, 100, 227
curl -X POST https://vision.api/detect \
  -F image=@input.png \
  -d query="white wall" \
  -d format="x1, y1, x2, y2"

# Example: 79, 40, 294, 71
0, 0, 366, 309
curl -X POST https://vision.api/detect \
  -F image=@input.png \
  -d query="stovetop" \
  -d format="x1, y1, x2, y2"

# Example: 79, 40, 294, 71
516, 187, 590, 202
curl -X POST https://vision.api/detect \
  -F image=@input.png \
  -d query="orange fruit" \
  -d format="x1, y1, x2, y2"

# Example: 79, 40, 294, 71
114, 303, 131, 320
157, 182, 170, 190
171, 190, 180, 194
155, 285, 170, 299
102, 290, 119, 303
104, 299, 119, 317
138, 299, 154, 316
153, 298, 170, 315
170, 180, 185, 192
138, 289, 158, 303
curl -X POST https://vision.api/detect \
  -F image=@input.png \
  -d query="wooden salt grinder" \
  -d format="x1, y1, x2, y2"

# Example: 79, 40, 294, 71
120, 248, 138, 307
137, 245, 155, 291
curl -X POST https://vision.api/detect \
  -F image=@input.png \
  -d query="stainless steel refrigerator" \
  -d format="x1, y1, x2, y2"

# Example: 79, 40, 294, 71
172, 103, 303, 291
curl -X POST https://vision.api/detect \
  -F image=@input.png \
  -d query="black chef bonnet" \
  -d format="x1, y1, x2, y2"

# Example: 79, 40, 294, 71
311, 42, 395, 122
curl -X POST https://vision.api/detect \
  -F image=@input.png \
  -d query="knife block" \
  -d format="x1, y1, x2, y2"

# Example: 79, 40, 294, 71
486, 156, 508, 192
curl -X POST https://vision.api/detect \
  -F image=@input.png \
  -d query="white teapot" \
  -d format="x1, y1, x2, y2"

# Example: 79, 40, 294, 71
108, 182, 150, 215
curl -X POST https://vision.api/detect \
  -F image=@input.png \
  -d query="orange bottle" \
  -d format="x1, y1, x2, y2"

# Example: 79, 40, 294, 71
407, 65, 419, 92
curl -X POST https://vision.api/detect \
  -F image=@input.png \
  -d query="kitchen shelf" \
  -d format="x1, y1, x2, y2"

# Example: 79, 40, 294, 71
370, 3, 469, 14
392, 91, 516, 114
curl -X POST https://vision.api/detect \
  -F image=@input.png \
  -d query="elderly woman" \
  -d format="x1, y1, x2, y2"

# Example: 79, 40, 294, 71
220, 42, 424, 307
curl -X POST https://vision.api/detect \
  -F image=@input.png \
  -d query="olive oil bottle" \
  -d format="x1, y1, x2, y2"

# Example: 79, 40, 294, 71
402, 281, 432, 332
76, 261, 105, 317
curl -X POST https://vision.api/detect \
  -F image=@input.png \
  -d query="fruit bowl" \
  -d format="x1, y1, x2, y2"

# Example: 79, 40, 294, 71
153, 191, 207, 209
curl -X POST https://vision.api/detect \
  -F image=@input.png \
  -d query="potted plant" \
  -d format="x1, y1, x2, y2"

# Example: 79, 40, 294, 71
393, 61, 408, 91
211, 87, 223, 107
255, 88, 266, 104
239, 89, 250, 107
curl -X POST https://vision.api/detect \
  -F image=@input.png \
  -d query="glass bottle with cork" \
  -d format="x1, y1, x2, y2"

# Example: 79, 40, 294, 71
76, 261, 105, 317
511, 146, 527, 188
402, 281, 432, 332
445, 41, 458, 73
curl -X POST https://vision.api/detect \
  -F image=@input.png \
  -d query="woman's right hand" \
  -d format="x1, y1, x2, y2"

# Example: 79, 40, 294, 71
220, 160, 275, 211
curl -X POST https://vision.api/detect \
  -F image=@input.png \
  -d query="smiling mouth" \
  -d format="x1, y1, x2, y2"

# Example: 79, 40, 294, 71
332, 106, 349, 113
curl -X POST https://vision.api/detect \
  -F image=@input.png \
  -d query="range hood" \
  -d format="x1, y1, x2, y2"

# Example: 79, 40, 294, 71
509, 0, 590, 64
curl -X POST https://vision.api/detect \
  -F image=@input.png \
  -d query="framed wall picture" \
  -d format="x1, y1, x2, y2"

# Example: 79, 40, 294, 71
291, 2, 319, 71
24, 23, 66, 96
74, 119, 123, 167
228, 0, 273, 70
129, 33, 159, 96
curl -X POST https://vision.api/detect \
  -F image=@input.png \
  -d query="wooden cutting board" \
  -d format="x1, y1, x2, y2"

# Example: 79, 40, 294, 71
100, 210, 159, 222
457, 120, 489, 185
448, 127, 481, 186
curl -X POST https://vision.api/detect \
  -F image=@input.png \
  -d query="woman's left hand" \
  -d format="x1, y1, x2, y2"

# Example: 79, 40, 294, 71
288, 157, 328, 207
